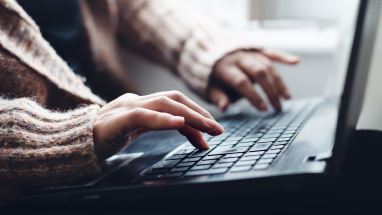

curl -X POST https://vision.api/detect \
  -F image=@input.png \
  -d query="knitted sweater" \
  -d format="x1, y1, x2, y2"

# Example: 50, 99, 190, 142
0, 0, 255, 203
0, 98, 101, 200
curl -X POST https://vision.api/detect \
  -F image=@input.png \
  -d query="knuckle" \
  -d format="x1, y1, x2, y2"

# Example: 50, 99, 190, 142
169, 90, 184, 100
264, 62, 272, 71
256, 69, 267, 80
157, 96, 171, 106
237, 58, 249, 67
233, 76, 248, 87
128, 107, 145, 120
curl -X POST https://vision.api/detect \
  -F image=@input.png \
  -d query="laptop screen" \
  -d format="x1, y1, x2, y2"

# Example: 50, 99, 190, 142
331, 0, 381, 177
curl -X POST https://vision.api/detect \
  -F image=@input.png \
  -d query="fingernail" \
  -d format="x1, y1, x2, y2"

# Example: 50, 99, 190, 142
201, 139, 210, 150
288, 55, 300, 63
204, 119, 224, 135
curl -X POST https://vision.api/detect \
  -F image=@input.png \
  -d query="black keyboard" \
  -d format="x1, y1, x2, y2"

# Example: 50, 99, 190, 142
140, 103, 317, 180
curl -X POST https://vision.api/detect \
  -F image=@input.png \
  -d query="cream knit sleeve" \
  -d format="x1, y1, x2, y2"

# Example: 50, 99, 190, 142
0, 98, 102, 187
116, 0, 256, 97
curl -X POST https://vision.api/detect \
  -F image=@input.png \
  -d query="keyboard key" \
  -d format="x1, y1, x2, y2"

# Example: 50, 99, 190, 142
174, 149, 194, 155
267, 129, 284, 134
176, 162, 195, 167
239, 155, 260, 161
182, 157, 201, 163
246, 133, 263, 139
210, 136, 228, 141
219, 157, 239, 163
270, 145, 284, 150
235, 160, 256, 166
220, 141, 238, 146
267, 149, 281, 154
202, 155, 221, 160
208, 139, 222, 144
225, 137, 242, 141
280, 134, 294, 138
240, 137, 259, 143
209, 146, 249, 155
245, 151, 265, 156
166, 154, 187, 160
223, 153, 243, 158
257, 158, 274, 164
189, 149, 213, 158
230, 166, 252, 172
250, 143, 272, 151
197, 160, 217, 165
283, 130, 296, 134
185, 168, 228, 176
170, 167, 189, 172
191, 165, 212, 171
273, 141, 288, 145
253, 164, 270, 170
214, 163, 233, 168
272, 126, 287, 130
262, 154, 278, 159
152, 160, 180, 169
262, 134, 280, 139
278, 138, 291, 142
235, 142, 254, 147
258, 138, 277, 143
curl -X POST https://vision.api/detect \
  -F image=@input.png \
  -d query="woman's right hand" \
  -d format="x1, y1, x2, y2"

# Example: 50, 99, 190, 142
93, 91, 224, 159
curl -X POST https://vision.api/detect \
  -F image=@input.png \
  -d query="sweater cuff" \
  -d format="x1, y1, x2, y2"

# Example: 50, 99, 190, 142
0, 98, 102, 187
178, 29, 262, 98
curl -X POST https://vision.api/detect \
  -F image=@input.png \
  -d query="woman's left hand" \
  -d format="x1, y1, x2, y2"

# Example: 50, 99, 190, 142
207, 50, 300, 111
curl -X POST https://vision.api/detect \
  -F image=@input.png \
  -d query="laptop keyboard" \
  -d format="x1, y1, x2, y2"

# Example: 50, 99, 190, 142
141, 103, 316, 180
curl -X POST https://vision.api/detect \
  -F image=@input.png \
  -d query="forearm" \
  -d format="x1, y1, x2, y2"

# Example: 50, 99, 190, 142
116, 0, 252, 96
0, 98, 102, 187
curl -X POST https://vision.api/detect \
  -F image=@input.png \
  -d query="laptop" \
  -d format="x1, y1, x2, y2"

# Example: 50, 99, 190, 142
19, 0, 381, 204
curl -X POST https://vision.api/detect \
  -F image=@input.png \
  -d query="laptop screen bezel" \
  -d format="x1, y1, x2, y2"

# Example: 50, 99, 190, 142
330, 0, 381, 178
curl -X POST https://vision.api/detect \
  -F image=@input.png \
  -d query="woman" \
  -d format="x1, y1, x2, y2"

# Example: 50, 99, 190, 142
0, 0, 298, 201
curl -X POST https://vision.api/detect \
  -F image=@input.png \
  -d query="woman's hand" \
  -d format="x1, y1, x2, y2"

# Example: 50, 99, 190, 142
207, 49, 299, 111
93, 91, 223, 159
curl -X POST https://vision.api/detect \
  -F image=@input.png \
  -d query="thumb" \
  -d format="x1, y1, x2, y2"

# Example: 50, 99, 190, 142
261, 49, 300, 65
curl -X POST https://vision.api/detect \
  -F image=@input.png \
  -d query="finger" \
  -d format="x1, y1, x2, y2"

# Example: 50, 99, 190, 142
141, 96, 224, 135
238, 56, 282, 111
270, 67, 291, 99
178, 125, 209, 150
261, 49, 300, 65
216, 65, 268, 111
207, 86, 230, 111
141, 91, 214, 120
94, 108, 185, 158
113, 108, 185, 134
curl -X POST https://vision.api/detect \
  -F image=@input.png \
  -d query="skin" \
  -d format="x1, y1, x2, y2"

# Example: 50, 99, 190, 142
93, 91, 224, 159
207, 49, 299, 111
94, 50, 299, 158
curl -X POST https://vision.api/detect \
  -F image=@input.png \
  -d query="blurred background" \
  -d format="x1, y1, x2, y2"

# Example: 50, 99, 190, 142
124, 0, 360, 112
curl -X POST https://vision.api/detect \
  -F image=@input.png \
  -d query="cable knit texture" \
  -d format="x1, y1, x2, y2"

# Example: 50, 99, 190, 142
0, 0, 259, 203
0, 0, 106, 202
116, 0, 257, 97
0, 0, 105, 105
0, 98, 101, 201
